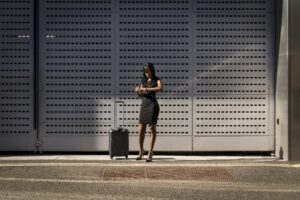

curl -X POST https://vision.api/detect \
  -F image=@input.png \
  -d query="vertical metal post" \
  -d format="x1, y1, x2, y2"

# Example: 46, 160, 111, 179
34, 0, 42, 153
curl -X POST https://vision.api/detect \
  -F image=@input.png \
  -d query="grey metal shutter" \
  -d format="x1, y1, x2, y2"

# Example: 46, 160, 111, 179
192, 0, 275, 151
0, 0, 35, 150
116, 0, 193, 151
39, 0, 114, 151
39, 0, 275, 152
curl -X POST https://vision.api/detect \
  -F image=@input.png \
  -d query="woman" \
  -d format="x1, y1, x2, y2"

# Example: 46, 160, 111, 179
134, 63, 163, 162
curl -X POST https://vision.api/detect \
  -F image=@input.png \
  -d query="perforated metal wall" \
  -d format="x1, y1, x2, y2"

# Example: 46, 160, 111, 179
39, 0, 275, 151
192, 0, 274, 151
38, 0, 114, 151
0, 0, 35, 150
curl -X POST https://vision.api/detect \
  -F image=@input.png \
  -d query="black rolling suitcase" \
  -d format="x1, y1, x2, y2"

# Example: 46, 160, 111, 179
109, 101, 129, 159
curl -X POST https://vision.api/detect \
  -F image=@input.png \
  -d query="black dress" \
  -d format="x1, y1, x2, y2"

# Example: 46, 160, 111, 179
138, 77, 160, 125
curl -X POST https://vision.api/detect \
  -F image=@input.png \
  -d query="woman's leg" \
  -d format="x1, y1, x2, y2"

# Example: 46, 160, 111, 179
147, 124, 157, 160
138, 123, 146, 158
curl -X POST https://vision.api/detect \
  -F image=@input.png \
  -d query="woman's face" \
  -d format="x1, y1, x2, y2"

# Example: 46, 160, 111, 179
144, 67, 152, 79
145, 72, 150, 78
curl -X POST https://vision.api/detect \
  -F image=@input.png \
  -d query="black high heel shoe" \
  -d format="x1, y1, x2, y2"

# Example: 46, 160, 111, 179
136, 150, 145, 160
146, 152, 153, 162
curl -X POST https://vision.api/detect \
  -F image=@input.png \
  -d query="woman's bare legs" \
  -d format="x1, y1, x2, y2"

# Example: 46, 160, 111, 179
147, 124, 157, 161
137, 123, 146, 159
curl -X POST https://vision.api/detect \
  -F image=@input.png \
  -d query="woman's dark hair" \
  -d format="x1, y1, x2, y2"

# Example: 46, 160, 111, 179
143, 63, 157, 80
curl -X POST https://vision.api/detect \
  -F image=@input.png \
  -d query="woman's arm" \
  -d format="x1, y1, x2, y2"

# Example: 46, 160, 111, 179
140, 80, 163, 92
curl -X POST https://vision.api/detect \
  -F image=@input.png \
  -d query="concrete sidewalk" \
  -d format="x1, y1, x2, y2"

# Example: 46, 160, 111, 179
0, 153, 295, 165
1, 154, 299, 167
0, 153, 280, 161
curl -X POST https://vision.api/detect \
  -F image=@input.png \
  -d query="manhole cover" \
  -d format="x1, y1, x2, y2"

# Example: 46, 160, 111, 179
102, 167, 232, 181
103, 167, 145, 181
146, 167, 189, 180
187, 167, 232, 181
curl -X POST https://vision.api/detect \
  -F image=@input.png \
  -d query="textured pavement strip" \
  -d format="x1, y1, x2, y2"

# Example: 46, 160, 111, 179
0, 192, 121, 200
0, 191, 165, 200
0, 177, 299, 193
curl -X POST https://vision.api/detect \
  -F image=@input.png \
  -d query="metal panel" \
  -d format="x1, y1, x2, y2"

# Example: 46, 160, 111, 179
192, 0, 275, 151
117, 0, 193, 151
193, 96, 269, 136
39, 0, 114, 151
0, 0, 35, 150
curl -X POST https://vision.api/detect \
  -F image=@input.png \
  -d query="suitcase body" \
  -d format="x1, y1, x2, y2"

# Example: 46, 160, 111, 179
109, 127, 129, 159
109, 101, 129, 159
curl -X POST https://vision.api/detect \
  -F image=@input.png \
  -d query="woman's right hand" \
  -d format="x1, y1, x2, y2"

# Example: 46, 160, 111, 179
135, 86, 143, 94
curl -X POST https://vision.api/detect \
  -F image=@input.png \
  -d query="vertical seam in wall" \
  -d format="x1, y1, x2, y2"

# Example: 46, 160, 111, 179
112, 1, 117, 127
288, 0, 292, 161
190, 0, 194, 151
273, 0, 277, 154
34, 0, 40, 151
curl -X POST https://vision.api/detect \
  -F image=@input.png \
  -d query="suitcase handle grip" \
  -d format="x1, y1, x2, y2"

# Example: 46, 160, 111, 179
114, 101, 125, 129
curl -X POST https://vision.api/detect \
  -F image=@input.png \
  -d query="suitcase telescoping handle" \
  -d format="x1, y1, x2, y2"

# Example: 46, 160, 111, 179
114, 101, 125, 129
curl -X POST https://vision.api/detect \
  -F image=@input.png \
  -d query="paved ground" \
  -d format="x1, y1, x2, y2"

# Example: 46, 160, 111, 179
0, 154, 299, 200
